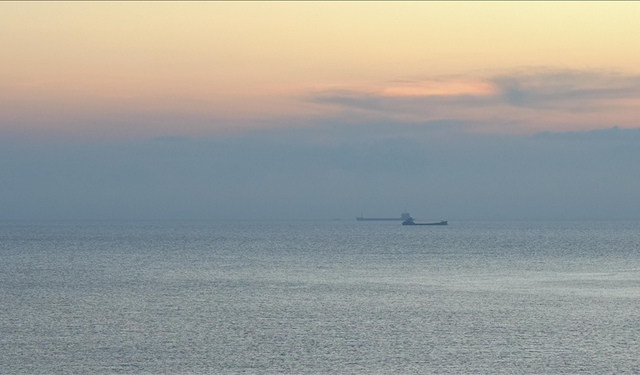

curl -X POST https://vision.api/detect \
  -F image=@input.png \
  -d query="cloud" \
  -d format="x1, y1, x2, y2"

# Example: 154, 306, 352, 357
532, 125, 640, 141
493, 69, 640, 111
5, 66, 639, 142
306, 69, 640, 133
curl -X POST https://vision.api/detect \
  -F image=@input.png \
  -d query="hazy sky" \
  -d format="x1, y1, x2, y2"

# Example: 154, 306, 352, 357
2, 2, 640, 221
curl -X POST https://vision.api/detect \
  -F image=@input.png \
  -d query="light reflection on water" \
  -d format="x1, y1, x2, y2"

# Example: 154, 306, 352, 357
1, 221, 640, 374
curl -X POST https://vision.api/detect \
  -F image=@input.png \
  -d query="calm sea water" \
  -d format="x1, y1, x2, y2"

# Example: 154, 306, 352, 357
1, 221, 640, 374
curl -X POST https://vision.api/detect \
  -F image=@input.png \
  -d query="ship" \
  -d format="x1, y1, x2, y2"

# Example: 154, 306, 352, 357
402, 217, 448, 226
356, 212, 412, 221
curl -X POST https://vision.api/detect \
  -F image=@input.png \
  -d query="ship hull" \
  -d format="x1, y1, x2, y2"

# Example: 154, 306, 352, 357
402, 220, 448, 226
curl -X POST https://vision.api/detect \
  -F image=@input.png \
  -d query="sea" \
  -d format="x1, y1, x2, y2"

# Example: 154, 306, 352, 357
1, 220, 640, 374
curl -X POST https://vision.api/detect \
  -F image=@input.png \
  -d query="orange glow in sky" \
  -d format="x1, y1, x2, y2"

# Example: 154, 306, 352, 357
381, 81, 497, 98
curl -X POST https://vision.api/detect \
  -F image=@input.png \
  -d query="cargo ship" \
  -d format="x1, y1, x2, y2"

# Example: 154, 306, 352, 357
402, 217, 448, 226
356, 212, 412, 221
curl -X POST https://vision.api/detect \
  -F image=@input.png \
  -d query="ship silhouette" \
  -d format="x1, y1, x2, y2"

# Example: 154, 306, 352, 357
356, 212, 412, 221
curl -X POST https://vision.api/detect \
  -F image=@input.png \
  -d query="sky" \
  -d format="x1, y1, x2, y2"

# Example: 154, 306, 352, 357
2, 2, 640, 221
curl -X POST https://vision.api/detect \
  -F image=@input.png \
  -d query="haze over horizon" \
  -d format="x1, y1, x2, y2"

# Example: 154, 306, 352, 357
2, 2, 640, 221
